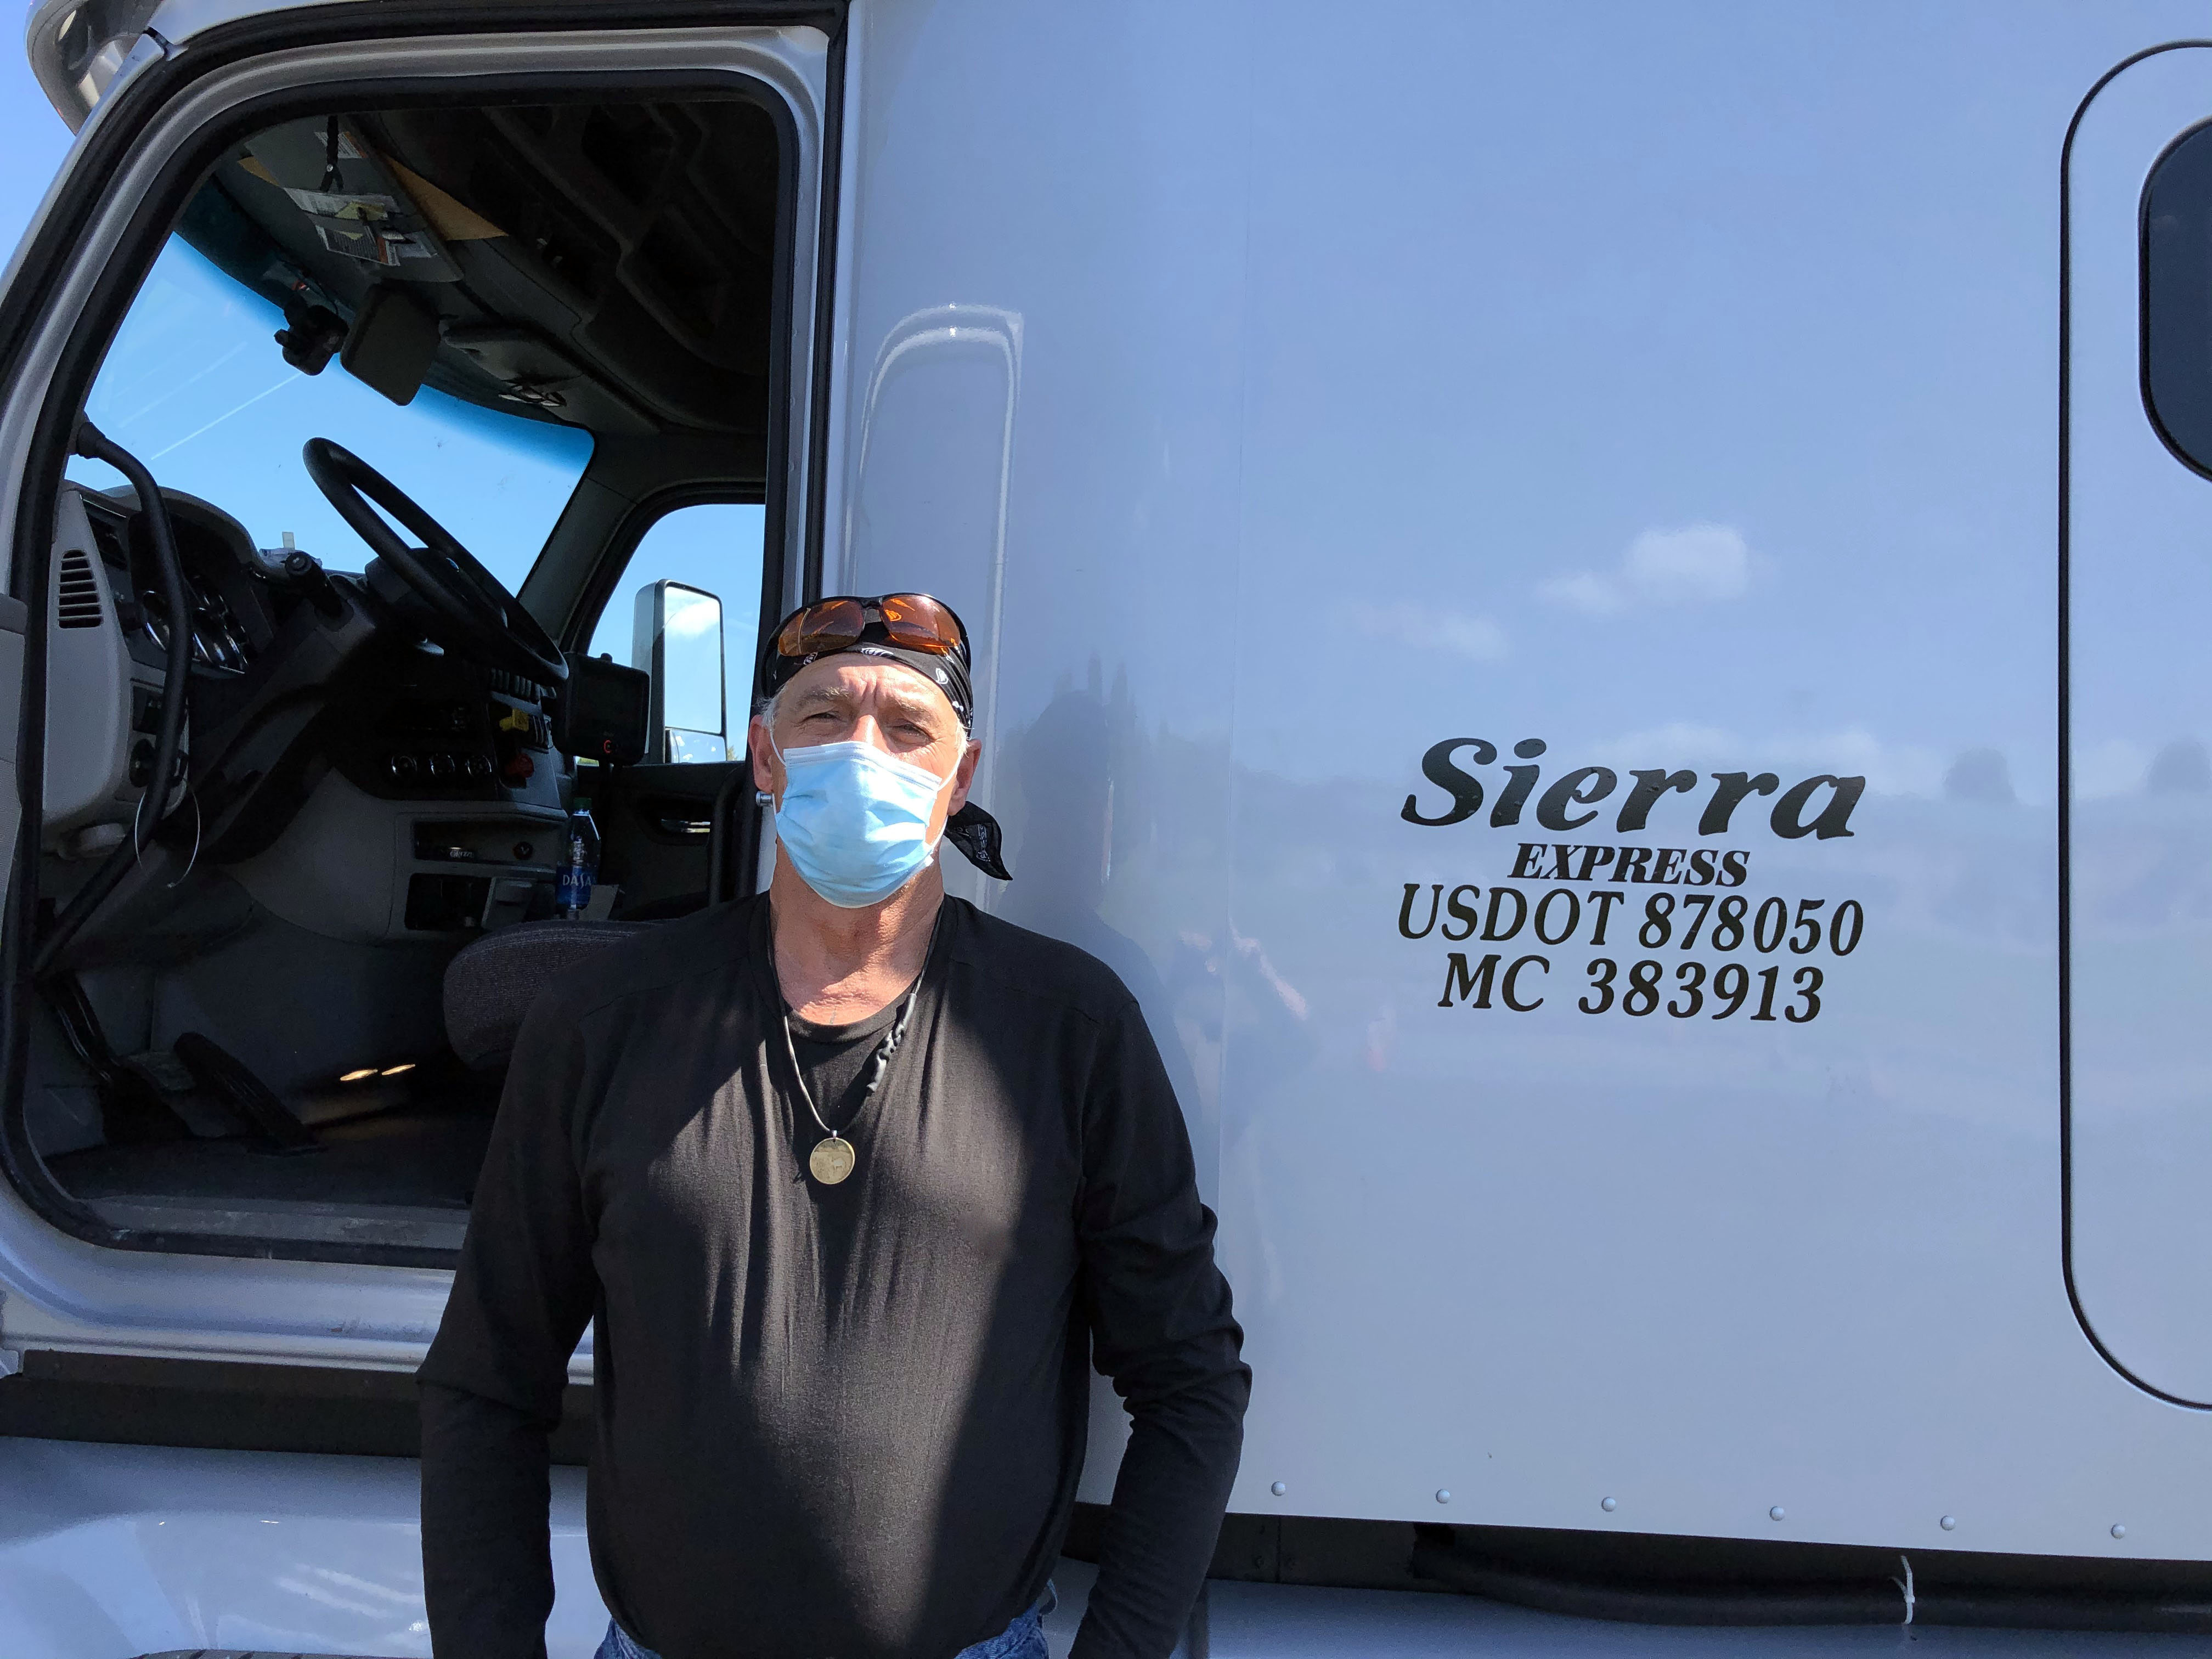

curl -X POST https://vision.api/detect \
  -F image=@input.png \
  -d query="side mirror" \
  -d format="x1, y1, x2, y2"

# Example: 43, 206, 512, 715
633, 580, 726, 763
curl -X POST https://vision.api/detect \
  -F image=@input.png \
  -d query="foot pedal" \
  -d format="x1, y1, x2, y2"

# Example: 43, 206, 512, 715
172, 1031, 321, 1155
38, 975, 191, 1146
119, 1049, 247, 1140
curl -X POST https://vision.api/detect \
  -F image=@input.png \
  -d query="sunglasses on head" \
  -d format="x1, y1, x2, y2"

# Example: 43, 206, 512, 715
771, 592, 967, 661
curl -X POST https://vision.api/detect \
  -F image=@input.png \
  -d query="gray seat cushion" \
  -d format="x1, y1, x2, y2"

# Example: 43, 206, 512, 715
443, 919, 653, 1070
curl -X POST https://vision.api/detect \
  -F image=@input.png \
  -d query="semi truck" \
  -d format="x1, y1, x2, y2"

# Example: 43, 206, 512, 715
3, 1, 2212, 1653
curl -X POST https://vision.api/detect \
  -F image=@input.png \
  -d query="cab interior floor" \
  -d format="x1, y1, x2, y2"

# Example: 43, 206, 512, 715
41, 1103, 495, 1252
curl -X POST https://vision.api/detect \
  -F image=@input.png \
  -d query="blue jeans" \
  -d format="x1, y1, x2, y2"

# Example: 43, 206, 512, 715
595, 1585, 1054, 1659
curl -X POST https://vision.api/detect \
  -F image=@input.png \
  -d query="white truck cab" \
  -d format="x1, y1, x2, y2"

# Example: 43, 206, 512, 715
4, 2, 2212, 1654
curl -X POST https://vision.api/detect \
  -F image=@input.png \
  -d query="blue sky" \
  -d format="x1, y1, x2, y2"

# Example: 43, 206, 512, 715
0, 44, 71, 263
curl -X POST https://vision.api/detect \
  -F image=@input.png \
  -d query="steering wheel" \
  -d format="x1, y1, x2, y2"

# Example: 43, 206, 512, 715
302, 437, 567, 687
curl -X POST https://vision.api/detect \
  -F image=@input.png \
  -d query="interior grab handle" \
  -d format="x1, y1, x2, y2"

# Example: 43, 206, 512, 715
32, 420, 194, 978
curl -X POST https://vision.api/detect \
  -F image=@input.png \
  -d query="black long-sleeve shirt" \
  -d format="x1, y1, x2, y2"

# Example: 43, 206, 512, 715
419, 895, 1248, 1659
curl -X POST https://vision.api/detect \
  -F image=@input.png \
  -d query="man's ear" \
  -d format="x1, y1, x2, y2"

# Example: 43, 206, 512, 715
749, 715, 780, 802
947, 736, 981, 814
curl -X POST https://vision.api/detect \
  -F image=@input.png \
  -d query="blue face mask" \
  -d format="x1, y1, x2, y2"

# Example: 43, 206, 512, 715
772, 738, 953, 909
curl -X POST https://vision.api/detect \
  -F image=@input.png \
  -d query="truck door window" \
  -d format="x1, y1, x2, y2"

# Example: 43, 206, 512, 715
586, 502, 766, 763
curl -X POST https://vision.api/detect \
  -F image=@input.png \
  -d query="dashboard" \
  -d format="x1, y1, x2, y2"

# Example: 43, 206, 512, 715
79, 489, 269, 679
47, 482, 572, 948
50, 483, 563, 854
44, 479, 584, 955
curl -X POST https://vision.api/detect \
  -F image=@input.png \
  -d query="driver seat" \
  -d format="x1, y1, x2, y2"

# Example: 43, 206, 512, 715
441, 635, 755, 1072
443, 919, 653, 1070
442, 766, 753, 1071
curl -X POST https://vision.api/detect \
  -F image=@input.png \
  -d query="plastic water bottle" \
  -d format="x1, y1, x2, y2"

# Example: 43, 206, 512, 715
557, 807, 600, 919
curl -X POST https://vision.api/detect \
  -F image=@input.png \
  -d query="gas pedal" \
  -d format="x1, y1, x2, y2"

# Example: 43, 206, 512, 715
171, 1031, 321, 1155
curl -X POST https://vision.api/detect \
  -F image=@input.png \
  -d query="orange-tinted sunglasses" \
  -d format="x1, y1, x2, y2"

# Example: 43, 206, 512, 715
772, 592, 966, 660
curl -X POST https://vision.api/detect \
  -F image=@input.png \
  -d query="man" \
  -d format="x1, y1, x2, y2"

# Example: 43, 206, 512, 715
419, 591, 1249, 1659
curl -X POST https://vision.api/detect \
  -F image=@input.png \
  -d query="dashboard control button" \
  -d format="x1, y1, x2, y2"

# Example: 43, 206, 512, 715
466, 753, 494, 780
388, 754, 419, 782
425, 753, 454, 781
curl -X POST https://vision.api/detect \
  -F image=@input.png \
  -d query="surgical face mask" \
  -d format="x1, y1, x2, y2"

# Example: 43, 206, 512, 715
771, 737, 954, 909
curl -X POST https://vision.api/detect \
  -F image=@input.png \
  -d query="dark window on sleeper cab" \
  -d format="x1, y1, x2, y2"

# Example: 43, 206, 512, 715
2140, 120, 2212, 476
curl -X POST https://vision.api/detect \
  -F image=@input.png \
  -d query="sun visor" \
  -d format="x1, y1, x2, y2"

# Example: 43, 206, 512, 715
240, 119, 461, 283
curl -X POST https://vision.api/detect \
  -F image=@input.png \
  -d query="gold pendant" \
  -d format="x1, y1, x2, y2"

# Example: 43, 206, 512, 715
808, 1135, 856, 1185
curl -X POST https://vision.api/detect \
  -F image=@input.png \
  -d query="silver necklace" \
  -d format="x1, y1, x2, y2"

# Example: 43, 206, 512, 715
780, 957, 929, 1187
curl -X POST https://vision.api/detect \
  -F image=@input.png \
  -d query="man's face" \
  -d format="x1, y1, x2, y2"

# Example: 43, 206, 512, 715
749, 655, 980, 840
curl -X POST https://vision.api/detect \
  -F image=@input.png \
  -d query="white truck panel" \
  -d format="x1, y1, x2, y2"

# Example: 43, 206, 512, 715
826, 0, 2212, 1559
0, 1438, 2193, 1658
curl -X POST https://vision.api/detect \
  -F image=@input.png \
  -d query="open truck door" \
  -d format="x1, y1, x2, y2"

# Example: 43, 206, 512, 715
0, 5, 833, 1645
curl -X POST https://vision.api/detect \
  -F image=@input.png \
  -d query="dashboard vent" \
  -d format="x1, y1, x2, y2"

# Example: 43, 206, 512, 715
55, 548, 103, 629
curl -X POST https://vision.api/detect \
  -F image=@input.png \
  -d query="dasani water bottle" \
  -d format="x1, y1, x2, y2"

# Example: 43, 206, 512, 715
557, 808, 600, 918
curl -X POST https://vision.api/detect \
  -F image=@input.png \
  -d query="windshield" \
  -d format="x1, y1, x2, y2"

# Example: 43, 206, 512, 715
66, 239, 594, 591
